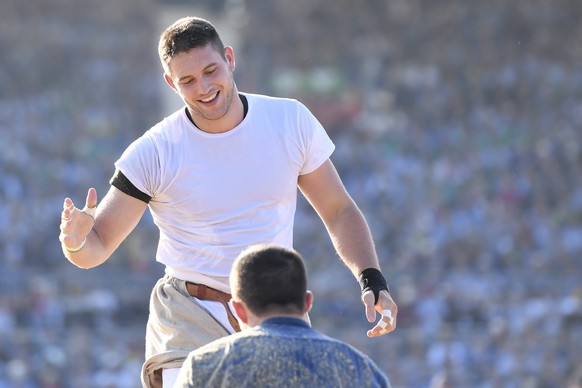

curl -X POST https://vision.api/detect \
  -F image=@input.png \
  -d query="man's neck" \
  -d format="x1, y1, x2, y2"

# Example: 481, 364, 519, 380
249, 312, 309, 327
185, 93, 246, 134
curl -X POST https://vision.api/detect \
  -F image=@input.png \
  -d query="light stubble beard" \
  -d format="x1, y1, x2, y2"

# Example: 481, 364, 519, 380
187, 77, 237, 123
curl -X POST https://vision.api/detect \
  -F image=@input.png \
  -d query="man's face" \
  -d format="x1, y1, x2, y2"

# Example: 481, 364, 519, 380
165, 44, 237, 131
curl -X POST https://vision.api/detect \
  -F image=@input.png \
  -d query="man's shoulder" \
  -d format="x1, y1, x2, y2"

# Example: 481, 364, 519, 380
148, 108, 188, 135
190, 329, 264, 356
187, 322, 365, 361
242, 92, 296, 103
242, 92, 304, 111
127, 108, 190, 152
242, 93, 316, 127
188, 323, 303, 359
182, 326, 390, 387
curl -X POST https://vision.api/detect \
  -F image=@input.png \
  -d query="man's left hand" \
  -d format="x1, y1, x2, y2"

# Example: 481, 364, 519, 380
362, 289, 397, 337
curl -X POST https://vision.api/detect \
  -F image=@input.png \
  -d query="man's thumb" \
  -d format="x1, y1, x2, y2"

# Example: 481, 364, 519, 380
362, 290, 377, 322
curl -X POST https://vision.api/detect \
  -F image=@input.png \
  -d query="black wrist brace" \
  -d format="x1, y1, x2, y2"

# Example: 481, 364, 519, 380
358, 268, 389, 304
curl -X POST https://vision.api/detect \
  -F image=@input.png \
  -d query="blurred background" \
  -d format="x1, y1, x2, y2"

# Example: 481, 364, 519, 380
1, 0, 582, 386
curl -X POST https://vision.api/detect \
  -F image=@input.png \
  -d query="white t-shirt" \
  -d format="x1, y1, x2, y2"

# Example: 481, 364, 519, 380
115, 93, 335, 292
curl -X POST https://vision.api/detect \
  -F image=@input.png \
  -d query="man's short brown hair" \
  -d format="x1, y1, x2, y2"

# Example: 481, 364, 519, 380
158, 16, 225, 72
231, 244, 307, 316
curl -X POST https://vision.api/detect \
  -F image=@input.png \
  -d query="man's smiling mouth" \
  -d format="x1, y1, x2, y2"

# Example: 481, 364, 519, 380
199, 91, 219, 103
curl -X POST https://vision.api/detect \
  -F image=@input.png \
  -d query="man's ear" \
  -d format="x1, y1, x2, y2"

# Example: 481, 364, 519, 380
232, 300, 248, 324
224, 46, 236, 72
163, 73, 177, 92
304, 290, 314, 314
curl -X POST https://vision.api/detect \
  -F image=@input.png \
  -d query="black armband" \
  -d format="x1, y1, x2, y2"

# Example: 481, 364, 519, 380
358, 268, 389, 304
110, 169, 151, 204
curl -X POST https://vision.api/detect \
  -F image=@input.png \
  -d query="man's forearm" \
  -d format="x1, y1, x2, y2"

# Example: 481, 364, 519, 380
325, 202, 381, 277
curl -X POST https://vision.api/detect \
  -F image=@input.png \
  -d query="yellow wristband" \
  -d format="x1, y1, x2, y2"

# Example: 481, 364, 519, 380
65, 238, 87, 253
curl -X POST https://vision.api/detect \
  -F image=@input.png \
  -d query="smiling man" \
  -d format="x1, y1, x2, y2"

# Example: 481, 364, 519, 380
59, 16, 397, 388
161, 41, 242, 132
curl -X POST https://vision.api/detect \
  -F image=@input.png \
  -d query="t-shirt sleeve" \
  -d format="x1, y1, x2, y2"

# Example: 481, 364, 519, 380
113, 133, 161, 198
296, 101, 335, 175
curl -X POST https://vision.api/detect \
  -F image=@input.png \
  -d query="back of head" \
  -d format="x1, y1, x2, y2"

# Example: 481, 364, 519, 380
231, 244, 307, 316
158, 16, 225, 72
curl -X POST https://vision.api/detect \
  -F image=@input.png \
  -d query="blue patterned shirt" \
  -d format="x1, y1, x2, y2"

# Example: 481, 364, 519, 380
174, 317, 391, 387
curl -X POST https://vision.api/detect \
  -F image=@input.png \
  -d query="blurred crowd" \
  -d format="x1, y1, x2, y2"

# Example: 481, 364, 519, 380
1, 0, 581, 387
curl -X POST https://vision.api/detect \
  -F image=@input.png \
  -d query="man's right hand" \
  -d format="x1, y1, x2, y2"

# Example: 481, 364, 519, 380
59, 187, 98, 253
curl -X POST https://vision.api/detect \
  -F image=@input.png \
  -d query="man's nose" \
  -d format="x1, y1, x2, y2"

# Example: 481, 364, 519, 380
196, 78, 212, 96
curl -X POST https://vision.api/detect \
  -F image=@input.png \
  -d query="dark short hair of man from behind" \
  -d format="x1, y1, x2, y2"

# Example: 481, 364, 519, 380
232, 244, 307, 316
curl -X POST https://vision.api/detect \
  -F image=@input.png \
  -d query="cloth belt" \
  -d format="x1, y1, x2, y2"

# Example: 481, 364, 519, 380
185, 282, 241, 333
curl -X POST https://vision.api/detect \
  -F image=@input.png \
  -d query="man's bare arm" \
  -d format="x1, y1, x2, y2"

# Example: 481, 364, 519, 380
298, 159, 397, 336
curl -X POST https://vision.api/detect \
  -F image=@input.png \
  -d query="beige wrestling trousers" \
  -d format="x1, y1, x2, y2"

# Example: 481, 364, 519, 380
141, 275, 231, 388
